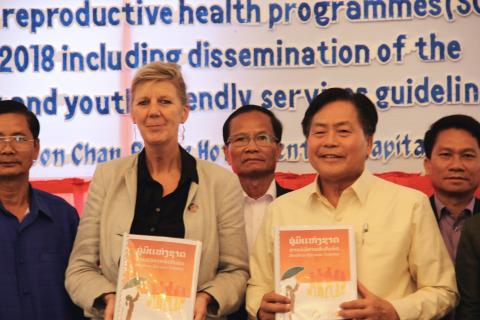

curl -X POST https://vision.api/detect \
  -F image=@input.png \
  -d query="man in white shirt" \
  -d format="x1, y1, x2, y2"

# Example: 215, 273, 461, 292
246, 88, 458, 320
223, 105, 291, 320
223, 105, 291, 254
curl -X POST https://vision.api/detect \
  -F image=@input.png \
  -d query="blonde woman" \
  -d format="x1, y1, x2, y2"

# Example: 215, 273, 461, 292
66, 62, 249, 319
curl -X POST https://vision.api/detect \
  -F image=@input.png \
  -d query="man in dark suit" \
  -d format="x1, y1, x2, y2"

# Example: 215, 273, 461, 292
223, 105, 291, 319
423, 114, 480, 262
456, 213, 480, 318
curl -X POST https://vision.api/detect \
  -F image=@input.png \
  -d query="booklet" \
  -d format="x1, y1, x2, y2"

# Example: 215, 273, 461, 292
113, 233, 202, 320
274, 225, 357, 320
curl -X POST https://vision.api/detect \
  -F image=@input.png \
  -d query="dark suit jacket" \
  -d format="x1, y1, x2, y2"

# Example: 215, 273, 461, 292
430, 196, 480, 320
456, 211, 480, 319
275, 181, 292, 198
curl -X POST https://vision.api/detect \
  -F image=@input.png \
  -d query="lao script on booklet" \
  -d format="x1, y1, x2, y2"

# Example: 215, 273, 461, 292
113, 233, 202, 320
274, 225, 357, 320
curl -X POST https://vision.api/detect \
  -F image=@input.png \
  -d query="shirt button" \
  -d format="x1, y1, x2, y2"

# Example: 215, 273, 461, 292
150, 227, 156, 232
23, 289, 30, 295
335, 216, 342, 221
155, 208, 160, 213
19, 258, 25, 265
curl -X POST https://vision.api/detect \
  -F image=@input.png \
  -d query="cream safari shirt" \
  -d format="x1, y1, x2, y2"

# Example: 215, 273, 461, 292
246, 170, 458, 320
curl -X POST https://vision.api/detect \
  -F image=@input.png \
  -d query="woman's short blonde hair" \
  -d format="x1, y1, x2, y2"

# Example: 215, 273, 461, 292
131, 62, 187, 105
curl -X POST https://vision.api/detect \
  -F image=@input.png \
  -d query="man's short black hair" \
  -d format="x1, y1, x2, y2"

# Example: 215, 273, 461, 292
222, 105, 283, 144
301, 88, 378, 138
0, 100, 40, 139
423, 114, 480, 159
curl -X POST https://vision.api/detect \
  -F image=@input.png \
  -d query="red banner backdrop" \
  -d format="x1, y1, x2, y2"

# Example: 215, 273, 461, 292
32, 172, 480, 215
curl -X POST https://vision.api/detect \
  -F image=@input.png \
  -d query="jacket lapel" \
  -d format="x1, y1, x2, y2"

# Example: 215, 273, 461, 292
114, 158, 138, 235
429, 195, 440, 222
275, 181, 292, 198
474, 198, 480, 215
125, 165, 137, 210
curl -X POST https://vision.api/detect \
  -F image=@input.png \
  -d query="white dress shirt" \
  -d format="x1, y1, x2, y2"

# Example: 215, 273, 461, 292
243, 180, 276, 254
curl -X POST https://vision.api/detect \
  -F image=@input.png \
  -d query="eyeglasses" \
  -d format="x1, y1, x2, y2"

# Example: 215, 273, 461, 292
0, 135, 35, 149
227, 133, 278, 148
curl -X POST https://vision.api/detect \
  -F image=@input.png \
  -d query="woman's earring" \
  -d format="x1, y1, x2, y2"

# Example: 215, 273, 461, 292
179, 124, 185, 144
132, 124, 138, 141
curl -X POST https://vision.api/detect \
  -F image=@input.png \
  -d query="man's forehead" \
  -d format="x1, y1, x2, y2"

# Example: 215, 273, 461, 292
0, 112, 28, 122
230, 112, 274, 132
434, 128, 480, 150
311, 119, 354, 127
232, 110, 271, 121
230, 131, 270, 137
0, 114, 31, 134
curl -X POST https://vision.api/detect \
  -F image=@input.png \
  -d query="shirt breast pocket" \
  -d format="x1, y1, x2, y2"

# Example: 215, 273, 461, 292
360, 230, 410, 260
38, 251, 68, 285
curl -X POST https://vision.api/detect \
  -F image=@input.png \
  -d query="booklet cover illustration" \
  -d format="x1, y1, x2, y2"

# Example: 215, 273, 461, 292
275, 225, 357, 320
114, 234, 202, 320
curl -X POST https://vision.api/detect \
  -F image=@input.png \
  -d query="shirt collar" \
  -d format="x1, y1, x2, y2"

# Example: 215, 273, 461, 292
349, 169, 373, 205
309, 169, 372, 205
179, 146, 199, 184
29, 187, 55, 220
243, 179, 276, 201
137, 146, 199, 185
434, 196, 475, 220
0, 186, 53, 221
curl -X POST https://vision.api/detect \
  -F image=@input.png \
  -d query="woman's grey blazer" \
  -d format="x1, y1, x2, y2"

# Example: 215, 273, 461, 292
65, 154, 249, 319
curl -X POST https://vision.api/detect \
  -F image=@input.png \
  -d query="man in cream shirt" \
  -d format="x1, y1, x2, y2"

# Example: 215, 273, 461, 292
246, 88, 458, 320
